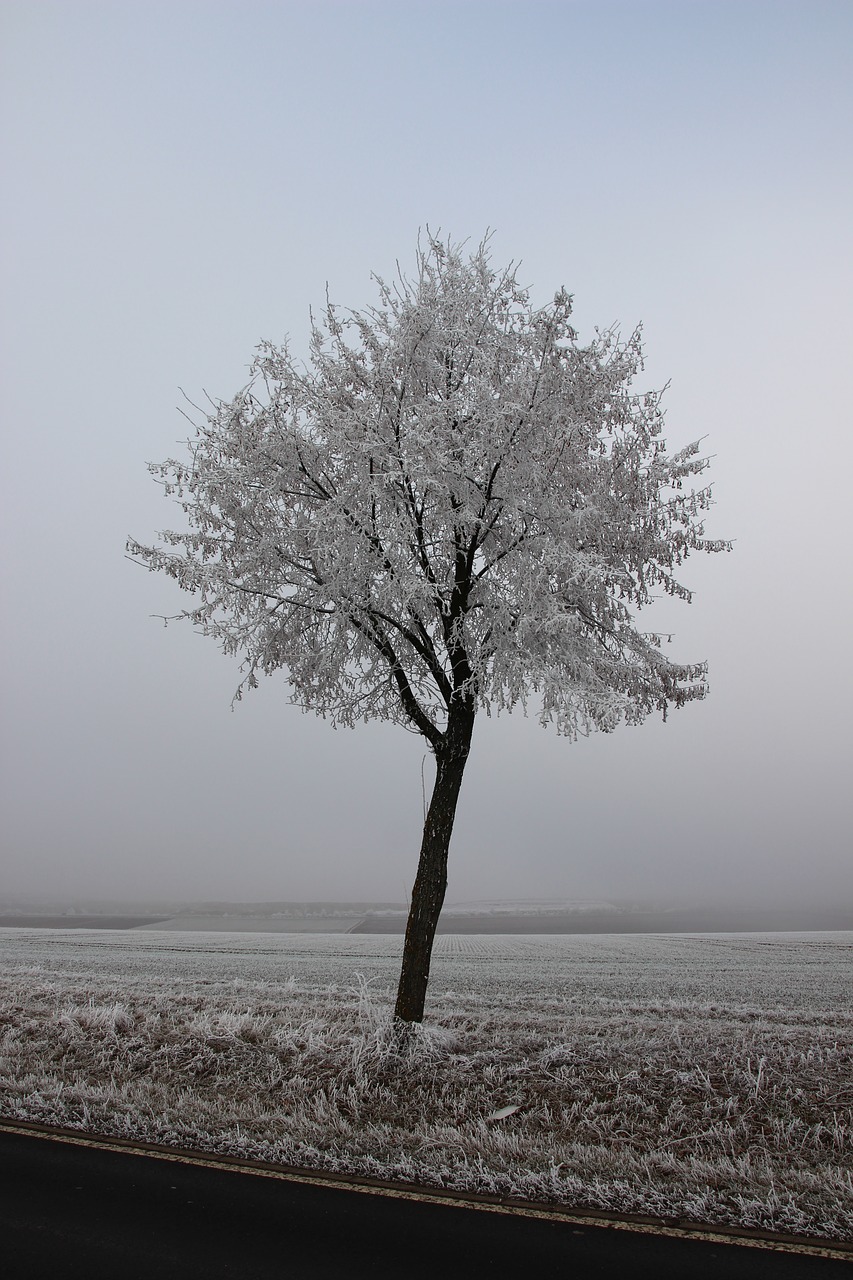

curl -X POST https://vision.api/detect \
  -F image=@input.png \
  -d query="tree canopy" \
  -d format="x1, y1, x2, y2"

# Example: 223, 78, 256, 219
130, 236, 724, 747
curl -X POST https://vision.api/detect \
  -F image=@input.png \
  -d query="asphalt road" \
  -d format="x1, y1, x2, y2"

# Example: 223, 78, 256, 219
1, 1128, 850, 1280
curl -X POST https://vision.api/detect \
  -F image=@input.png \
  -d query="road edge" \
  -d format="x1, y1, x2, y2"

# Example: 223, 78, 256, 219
1, 1117, 850, 1261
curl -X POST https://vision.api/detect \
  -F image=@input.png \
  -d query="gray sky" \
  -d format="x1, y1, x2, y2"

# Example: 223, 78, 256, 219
1, 0, 851, 908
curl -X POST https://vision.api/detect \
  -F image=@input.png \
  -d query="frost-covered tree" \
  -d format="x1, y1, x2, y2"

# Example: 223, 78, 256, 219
129, 235, 727, 1024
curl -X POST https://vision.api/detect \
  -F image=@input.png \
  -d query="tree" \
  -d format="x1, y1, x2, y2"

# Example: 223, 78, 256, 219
129, 235, 727, 1024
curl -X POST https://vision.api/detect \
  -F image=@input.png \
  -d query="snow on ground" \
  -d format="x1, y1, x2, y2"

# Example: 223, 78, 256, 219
1, 928, 851, 1241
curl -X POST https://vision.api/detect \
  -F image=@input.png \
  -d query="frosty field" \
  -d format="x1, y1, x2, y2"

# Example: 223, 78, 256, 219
1, 928, 851, 1241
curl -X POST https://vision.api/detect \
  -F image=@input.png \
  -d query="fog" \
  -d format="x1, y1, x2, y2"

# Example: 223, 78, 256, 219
1, 1, 850, 911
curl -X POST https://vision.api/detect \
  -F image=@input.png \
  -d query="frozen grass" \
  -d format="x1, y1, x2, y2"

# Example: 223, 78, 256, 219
1, 928, 851, 1241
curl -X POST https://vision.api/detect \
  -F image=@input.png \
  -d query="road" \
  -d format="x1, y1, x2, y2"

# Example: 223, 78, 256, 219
1, 1127, 849, 1279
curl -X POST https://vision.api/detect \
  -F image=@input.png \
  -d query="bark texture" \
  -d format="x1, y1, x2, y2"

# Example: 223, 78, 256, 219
394, 706, 475, 1023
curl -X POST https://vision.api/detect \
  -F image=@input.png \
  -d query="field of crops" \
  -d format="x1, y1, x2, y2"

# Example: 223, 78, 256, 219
1, 927, 851, 1241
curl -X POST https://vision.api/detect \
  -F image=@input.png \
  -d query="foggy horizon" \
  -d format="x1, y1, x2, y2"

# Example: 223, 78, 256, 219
4, 890, 849, 913
1, 2, 851, 915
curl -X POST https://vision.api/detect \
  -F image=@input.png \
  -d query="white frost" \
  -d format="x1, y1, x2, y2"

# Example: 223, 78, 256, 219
1, 927, 851, 1241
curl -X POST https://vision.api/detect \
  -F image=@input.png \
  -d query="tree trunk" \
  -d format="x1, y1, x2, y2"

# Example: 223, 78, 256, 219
394, 705, 475, 1024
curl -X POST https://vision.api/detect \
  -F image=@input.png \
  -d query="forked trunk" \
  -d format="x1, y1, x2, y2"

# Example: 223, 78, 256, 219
394, 706, 475, 1024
